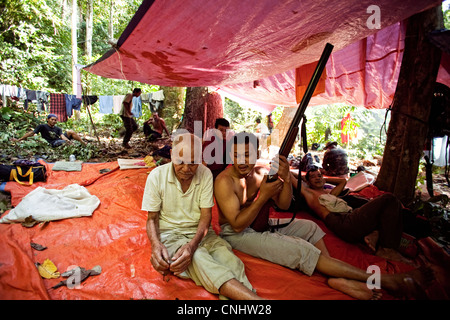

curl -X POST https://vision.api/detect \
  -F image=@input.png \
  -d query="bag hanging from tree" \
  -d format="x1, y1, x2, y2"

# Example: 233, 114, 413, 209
0, 160, 47, 185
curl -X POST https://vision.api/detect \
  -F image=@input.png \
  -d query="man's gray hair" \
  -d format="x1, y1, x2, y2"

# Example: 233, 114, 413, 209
172, 133, 202, 164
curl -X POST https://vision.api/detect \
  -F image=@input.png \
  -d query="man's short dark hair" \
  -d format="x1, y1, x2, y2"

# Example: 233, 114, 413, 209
255, 118, 261, 123
133, 88, 142, 94
231, 132, 259, 152
305, 167, 320, 181
229, 131, 259, 164
214, 118, 230, 129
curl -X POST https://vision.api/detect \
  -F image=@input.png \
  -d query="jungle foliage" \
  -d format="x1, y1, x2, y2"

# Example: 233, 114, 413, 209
304, 104, 390, 159
0, 103, 100, 162
0, 0, 152, 95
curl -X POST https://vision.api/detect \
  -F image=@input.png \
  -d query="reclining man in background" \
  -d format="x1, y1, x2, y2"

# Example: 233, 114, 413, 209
14, 114, 86, 147
142, 133, 262, 300
296, 167, 414, 265
214, 132, 433, 299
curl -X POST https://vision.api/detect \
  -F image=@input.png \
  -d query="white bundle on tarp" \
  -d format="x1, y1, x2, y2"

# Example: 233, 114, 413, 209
345, 171, 375, 192
318, 193, 353, 213
0, 184, 100, 224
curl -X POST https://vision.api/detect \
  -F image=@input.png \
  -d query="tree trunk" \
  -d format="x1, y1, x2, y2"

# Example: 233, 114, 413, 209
108, 1, 114, 40
205, 91, 223, 130
85, 0, 93, 60
180, 87, 208, 135
71, 0, 77, 95
179, 87, 223, 136
374, 6, 443, 205
159, 86, 185, 133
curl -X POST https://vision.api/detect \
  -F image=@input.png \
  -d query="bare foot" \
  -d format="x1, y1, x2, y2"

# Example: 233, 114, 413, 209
364, 230, 379, 252
382, 266, 435, 299
376, 247, 418, 266
328, 278, 382, 300
401, 277, 429, 300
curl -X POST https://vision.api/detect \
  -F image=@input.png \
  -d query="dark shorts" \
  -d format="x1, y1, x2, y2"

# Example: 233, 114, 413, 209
324, 193, 403, 249
49, 133, 70, 147
324, 212, 365, 243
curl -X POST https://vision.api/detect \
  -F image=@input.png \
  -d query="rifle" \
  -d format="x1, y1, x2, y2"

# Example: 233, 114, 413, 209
252, 43, 333, 233
268, 42, 334, 181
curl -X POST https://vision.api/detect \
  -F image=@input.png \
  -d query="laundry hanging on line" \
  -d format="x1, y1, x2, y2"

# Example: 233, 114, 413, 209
82, 95, 98, 106
49, 93, 67, 122
65, 94, 83, 118
132, 96, 142, 117
1, 82, 162, 121
36, 91, 50, 112
113, 95, 124, 114
97, 95, 145, 117
99, 95, 113, 114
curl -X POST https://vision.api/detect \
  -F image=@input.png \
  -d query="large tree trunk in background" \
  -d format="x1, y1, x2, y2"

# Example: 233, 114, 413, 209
205, 91, 223, 130
159, 86, 185, 133
179, 87, 223, 136
180, 87, 208, 134
374, 6, 443, 205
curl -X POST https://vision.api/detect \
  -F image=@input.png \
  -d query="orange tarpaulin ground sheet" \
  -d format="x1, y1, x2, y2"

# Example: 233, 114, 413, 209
0, 161, 445, 300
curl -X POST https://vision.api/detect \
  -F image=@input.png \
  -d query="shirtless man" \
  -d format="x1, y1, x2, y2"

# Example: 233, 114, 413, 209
298, 167, 411, 264
214, 132, 433, 299
143, 112, 170, 141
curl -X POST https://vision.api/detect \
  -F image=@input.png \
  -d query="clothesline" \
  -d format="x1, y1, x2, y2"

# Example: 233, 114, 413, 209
0, 83, 165, 123
97, 91, 165, 117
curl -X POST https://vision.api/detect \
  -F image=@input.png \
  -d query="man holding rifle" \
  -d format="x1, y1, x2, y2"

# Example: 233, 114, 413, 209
216, 43, 431, 299
214, 132, 432, 299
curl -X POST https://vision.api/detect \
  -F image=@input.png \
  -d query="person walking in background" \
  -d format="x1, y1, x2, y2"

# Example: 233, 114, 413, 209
120, 88, 141, 149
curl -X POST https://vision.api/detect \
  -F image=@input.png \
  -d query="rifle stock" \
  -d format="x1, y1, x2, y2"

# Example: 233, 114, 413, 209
268, 43, 334, 181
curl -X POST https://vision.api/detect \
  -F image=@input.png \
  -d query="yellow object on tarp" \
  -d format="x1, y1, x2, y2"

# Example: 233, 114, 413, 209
37, 259, 60, 279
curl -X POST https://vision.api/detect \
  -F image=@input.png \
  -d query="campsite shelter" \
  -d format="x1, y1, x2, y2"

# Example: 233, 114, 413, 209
85, 0, 450, 205
1, 0, 450, 302
84, 0, 450, 113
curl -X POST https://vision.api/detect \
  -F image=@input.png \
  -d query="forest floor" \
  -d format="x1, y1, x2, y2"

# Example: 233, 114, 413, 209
84, 131, 173, 164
